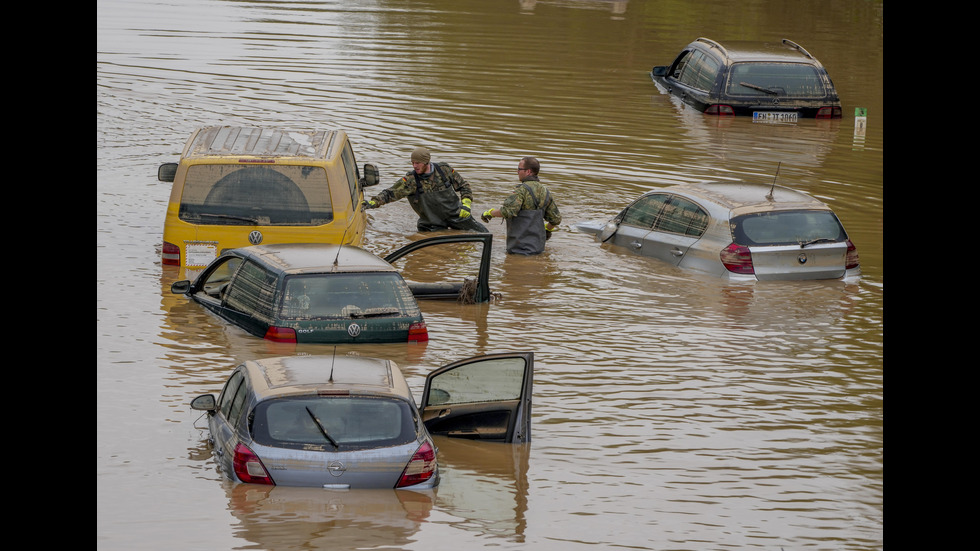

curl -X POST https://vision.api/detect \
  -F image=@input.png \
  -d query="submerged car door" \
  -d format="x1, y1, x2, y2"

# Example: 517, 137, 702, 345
419, 352, 533, 443
609, 193, 691, 266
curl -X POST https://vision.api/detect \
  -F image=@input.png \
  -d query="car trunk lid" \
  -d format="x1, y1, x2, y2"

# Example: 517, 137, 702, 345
749, 242, 847, 280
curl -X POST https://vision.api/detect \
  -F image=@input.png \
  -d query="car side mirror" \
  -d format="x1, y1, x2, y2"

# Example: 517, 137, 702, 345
171, 280, 191, 294
158, 162, 178, 182
361, 163, 379, 187
651, 66, 667, 77
190, 394, 217, 412
598, 221, 619, 242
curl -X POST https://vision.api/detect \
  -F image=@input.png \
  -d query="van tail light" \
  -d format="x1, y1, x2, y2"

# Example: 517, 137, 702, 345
396, 441, 437, 488
264, 326, 297, 343
233, 443, 275, 485
720, 243, 755, 274
705, 104, 735, 116
816, 106, 842, 119
408, 321, 429, 343
845, 239, 860, 269
162, 242, 180, 266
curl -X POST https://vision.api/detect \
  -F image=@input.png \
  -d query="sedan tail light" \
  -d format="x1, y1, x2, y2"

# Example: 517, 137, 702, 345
396, 441, 437, 488
705, 104, 735, 116
408, 321, 429, 343
264, 326, 297, 343
162, 242, 180, 266
845, 239, 860, 269
720, 243, 754, 274
233, 443, 275, 485
816, 106, 842, 119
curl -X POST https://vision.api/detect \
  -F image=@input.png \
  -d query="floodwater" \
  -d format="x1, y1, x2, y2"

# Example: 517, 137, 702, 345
97, 1, 883, 549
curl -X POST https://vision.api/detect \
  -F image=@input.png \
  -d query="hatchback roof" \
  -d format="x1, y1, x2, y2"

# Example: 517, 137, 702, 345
243, 355, 412, 400
665, 182, 831, 216
693, 37, 824, 65
237, 243, 399, 275
184, 125, 343, 160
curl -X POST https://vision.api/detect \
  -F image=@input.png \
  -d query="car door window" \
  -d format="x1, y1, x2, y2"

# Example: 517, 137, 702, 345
621, 194, 669, 229
654, 196, 709, 236
678, 51, 721, 92
218, 369, 245, 420
224, 260, 278, 321
198, 256, 243, 299
341, 140, 360, 208
669, 50, 693, 79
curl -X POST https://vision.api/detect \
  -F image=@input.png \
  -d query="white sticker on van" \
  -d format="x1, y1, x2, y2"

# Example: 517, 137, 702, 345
185, 242, 218, 267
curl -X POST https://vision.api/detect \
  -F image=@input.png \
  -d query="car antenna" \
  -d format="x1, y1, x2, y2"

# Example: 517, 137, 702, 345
332, 228, 349, 270
766, 162, 781, 201
329, 346, 336, 383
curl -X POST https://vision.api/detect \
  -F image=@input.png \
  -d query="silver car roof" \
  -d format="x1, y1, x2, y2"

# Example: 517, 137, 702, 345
237, 243, 400, 275
242, 355, 413, 402
650, 182, 833, 218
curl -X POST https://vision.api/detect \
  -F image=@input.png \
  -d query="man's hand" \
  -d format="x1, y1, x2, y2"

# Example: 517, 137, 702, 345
481, 209, 495, 223
460, 198, 473, 218
362, 199, 379, 209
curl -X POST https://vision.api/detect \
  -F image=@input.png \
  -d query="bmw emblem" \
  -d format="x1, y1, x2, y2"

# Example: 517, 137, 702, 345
248, 230, 263, 245
347, 323, 361, 337
797, 253, 808, 264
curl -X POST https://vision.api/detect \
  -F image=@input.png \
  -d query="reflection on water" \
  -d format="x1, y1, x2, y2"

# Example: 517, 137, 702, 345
98, 0, 882, 548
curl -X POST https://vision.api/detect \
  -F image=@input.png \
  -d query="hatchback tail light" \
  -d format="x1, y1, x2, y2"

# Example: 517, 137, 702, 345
162, 242, 180, 266
816, 106, 842, 119
408, 321, 429, 343
845, 239, 860, 269
264, 326, 297, 343
705, 104, 735, 116
233, 443, 275, 485
720, 243, 754, 274
396, 441, 437, 488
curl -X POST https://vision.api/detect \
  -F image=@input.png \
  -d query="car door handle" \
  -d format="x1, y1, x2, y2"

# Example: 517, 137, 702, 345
438, 408, 452, 418
215, 447, 223, 457
670, 247, 684, 257
630, 241, 642, 249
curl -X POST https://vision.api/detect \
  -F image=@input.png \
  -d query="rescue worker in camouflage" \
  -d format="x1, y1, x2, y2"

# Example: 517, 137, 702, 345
362, 147, 489, 232
481, 156, 561, 255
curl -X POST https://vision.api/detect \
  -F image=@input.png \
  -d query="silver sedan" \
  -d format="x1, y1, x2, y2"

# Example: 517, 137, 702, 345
576, 182, 860, 281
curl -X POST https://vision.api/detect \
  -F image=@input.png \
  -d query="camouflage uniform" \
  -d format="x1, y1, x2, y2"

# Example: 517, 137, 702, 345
371, 163, 488, 232
499, 175, 561, 255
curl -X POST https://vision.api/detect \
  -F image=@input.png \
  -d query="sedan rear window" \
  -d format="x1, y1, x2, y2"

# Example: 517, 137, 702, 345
178, 165, 334, 226
726, 63, 827, 98
279, 273, 420, 320
731, 210, 846, 246
252, 396, 417, 450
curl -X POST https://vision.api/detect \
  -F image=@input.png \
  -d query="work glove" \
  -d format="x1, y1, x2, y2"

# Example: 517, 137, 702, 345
362, 199, 379, 209
545, 222, 557, 240
460, 198, 473, 218
481, 209, 494, 223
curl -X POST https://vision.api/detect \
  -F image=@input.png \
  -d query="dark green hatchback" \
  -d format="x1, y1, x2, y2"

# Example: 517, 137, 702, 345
170, 235, 493, 343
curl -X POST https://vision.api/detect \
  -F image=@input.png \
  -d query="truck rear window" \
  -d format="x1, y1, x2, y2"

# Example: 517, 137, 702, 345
178, 165, 334, 226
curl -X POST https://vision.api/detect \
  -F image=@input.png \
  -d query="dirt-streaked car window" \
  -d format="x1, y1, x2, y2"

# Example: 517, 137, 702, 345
727, 63, 827, 98
622, 194, 669, 229
656, 196, 709, 236
732, 210, 846, 246
679, 50, 721, 92
224, 261, 278, 321
426, 357, 526, 406
279, 273, 420, 320
219, 369, 246, 420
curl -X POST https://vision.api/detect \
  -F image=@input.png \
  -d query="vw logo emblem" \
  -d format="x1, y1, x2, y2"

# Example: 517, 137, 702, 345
327, 461, 347, 476
248, 230, 263, 245
347, 323, 361, 337
797, 253, 808, 264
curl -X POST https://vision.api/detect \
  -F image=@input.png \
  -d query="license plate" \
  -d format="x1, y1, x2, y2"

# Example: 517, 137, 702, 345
753, 111, 798, 123
185, 242, 218, 267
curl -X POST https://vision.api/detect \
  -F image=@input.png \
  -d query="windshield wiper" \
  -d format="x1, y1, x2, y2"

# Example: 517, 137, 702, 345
799, 237, 837, 248
196, 212, 260, 224
305, 406, 339, 448
739, 81, 778, 95
349, 309, 402, 319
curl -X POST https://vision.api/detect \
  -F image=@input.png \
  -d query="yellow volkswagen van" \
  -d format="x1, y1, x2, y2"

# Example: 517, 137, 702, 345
158, 126, 380, 269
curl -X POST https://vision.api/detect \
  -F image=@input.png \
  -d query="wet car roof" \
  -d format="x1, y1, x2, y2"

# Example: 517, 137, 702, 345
185, 126, 340, 159
659, 182, 832, 216
241, 243, 400, 274
696, 38, 823, 65
244, 355, 411, 400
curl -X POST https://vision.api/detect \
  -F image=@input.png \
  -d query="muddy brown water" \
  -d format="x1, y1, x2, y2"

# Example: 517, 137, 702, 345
98, 1, 883, 549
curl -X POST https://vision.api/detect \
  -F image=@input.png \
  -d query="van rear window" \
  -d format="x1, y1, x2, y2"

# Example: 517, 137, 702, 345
178, 165, 334, 226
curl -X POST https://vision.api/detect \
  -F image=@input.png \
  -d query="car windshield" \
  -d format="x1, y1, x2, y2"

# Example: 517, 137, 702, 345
178, 165, 334, 225
252, 396, 417, 450
726, 63, 827, 98
731, 210, 846, 247
279, 273, 420, 320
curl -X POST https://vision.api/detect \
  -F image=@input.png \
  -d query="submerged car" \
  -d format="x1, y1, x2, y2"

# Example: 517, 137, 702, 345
157, 125, 381, 269
190, 352, 533, 489
170, 234, 493, 344
575, 182, 859, 281
650, 37, 842, 121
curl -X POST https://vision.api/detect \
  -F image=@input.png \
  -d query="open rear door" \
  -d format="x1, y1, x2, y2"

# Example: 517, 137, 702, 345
420, 352, 533, 443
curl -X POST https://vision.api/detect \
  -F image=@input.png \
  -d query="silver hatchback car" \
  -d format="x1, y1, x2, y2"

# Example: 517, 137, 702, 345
576, 182, 859, 281
190, 353, 533, 489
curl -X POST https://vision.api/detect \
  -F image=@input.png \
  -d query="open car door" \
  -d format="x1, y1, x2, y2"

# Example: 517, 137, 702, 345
383, 233, 493, 302
420, 352, 533, 443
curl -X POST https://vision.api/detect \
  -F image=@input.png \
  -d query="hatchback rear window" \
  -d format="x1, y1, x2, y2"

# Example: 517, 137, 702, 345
726, 63, 827, 98
731, 210, 846, 246
279, 273, 420, 320
178, 165, 334, 226
252, 396, 417, 450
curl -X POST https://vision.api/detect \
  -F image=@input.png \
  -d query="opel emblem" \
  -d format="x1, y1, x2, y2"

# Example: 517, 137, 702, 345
797, 253, 807, 264
327, 461, 347, 476
347, 323, 361, 337
248, 230, 263, 245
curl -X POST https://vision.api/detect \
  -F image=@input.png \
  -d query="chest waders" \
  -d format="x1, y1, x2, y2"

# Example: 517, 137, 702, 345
409, 164, 488, 232
506, 182, 551, 255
